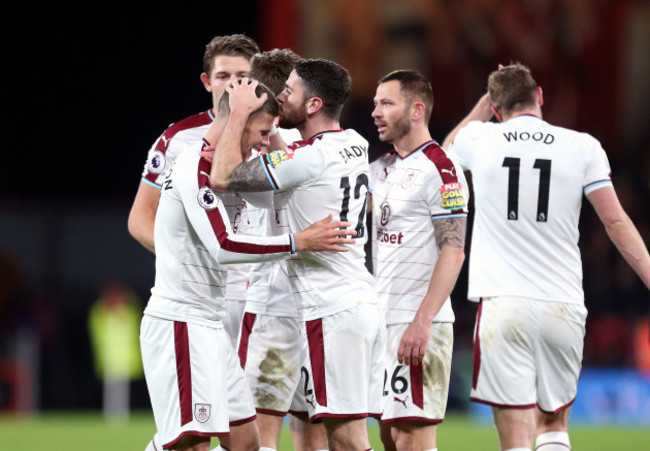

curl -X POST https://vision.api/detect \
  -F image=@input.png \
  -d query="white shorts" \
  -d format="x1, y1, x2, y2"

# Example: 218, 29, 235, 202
470, 296, 587, 413
288, 358, 311, 416
300, 303, 386, 421
381, 322, 453, 424
238, 312, 303, 415
140, 315, 256, 449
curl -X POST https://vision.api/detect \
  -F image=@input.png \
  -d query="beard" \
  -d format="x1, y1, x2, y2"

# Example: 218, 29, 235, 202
379, 110, 411, 143
278, 102, 308, 130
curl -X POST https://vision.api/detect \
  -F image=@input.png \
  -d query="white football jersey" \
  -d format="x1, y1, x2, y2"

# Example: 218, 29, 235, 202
449, 115, 612, 304
141, 110, 214, 188
243, 189, 299, 318
242, 136, 301, 318
140, 110, 253, 320
260, 129, 378, 321
370, 141, 468, 325
144, 147, 296, 327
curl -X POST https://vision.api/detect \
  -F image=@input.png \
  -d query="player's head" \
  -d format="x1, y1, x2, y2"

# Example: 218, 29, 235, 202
249, 48, 303, 96
372, 70, 433, 143
200, 34, 260, 108
216, 80, 279, 153
276, 58, 351, 129
488, 63, 540, 120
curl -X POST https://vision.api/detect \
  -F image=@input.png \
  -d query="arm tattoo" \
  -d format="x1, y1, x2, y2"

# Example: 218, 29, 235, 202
226, 158, 273, 192
433, 216, 467, 250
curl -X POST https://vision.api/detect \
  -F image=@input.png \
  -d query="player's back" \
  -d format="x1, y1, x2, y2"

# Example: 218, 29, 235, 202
451, 115, 612, 303
271, 129, 377, 320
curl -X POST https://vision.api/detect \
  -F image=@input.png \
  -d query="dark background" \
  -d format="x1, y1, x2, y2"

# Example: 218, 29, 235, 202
1, 1, 648, 412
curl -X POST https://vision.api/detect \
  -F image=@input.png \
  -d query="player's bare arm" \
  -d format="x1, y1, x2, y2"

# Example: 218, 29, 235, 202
226, 158, 273, 192
433, 216, 467, 250
587, 186, 650, 290
442, 93, 492, 149
127, 181, 161, 253
399, 216, 467, 367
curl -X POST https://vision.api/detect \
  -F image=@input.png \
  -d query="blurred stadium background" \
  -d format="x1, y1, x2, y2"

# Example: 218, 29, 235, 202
1, 0, 649, 446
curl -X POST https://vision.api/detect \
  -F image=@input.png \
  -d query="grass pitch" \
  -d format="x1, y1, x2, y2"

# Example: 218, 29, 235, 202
1, 410, 649, 450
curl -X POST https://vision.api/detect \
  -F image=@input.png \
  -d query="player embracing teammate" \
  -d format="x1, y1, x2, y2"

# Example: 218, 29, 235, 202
130, 31, 650, 451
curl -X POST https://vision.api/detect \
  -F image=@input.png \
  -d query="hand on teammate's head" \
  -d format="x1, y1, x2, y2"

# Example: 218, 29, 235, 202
226, 77, 268, 115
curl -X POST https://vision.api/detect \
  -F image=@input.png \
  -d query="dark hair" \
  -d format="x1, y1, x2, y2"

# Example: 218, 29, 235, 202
488, 63, 538, 116
202, 34, 260, 75
216, 81, 279, 119
379, 69, 434, 122
294, 58, 351, 120
249, 48, 303, 96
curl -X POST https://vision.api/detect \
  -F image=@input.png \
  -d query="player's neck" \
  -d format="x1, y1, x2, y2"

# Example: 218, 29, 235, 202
504, 107, 543, 122
300, 117, 341, 140
393, 128, 432, 159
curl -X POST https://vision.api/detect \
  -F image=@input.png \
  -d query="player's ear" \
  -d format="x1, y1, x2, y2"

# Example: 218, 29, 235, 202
411, 102, 426, 122
537, 87, 544, 107
200, 72, 212, 92
306, 96, 323, 115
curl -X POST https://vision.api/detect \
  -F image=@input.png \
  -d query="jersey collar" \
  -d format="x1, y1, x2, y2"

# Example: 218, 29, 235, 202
394, 140, 436, 160
308, 129, 344, 141
510, 113, 541, 120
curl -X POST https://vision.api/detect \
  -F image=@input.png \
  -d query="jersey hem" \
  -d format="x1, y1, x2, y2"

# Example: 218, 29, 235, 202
142, 310, 225, 329
468, 294, 584, 305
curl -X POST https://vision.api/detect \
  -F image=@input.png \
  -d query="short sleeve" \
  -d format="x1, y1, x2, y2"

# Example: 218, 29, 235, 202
424, 168, 469, 219
261, 145, 325, 190
583, 136, 613, 195
447, 120, 486, 171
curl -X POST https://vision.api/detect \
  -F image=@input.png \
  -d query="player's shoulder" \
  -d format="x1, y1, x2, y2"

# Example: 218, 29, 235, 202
159, 110, 214, 144
291, 129, 370, 166
416, 141, 465, 183
419, 141, 453, 166
310, 129, 368, 150
456, 119, 495, 141
341, 128, 369, 145
547, 122, 600, 144
164, 110, 214, 133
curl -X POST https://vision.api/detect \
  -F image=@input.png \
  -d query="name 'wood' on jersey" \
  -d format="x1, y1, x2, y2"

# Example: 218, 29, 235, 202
449, 115, 612, 304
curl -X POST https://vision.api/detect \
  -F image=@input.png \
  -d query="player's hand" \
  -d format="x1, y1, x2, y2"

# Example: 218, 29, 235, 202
398, 318, 431, 367
294, 214, 357, 252
200, 144, 216, 163
226, 77, 268, 116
